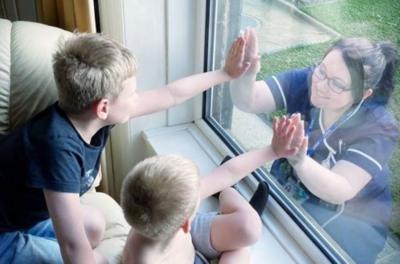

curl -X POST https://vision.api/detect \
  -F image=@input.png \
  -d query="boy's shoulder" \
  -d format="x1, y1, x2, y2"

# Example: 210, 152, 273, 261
28, 103, 78, 140
23, 103, 111, 158
0, 103, 80, 158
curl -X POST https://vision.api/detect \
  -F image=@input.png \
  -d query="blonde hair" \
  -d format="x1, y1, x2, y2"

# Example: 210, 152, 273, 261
120, 155, 200, 241
53, 33, 137, 114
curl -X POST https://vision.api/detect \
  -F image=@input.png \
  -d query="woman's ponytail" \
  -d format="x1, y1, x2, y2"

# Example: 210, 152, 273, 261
373, 42, 399, 105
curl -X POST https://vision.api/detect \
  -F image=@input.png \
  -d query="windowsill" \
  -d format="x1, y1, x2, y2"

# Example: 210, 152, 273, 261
142, 122, 330, 264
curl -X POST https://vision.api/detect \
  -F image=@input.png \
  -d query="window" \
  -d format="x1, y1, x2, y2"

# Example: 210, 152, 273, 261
204, 0, 400, 263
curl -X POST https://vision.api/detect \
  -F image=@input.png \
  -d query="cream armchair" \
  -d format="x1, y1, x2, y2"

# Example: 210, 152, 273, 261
0, 18, 129, 263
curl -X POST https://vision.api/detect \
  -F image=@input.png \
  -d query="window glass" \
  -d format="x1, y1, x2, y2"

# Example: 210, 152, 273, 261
205, 0, 400, 263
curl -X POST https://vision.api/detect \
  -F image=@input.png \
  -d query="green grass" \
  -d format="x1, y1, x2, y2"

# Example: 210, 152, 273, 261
258, 0, 400, 236
258, 42, 332, 76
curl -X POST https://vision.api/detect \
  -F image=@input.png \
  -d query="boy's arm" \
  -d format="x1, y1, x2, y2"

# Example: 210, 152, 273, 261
199, 146, 278, 199
128, 36, 250, 118
199, 115, 304, 199
44, 190, 104, 264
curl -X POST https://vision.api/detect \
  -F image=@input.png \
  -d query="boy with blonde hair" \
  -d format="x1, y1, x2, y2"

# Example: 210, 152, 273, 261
0, 32, 251, 264
121, 114, 306, 264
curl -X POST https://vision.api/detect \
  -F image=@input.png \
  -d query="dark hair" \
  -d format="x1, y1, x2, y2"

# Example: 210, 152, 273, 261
325, 38, 398, 105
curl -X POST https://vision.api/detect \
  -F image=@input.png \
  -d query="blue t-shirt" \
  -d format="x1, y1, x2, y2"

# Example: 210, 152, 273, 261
0, 103, 110, 232
266, 67, 398, 262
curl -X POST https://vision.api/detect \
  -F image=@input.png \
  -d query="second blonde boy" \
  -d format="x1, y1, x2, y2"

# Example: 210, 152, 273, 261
121, 115, 306, 264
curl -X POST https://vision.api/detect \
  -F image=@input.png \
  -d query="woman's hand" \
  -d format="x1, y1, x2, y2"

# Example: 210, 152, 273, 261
243, 28, 260, 75
286, 114, 308, 167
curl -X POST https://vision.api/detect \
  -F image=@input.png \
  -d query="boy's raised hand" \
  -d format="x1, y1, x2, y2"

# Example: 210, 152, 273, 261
271, 114, 305, 158
223, 34, 251, 78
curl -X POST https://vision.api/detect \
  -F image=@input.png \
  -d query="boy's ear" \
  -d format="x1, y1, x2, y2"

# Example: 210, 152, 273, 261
181, 219, 191, 234
93, 99, 109, 120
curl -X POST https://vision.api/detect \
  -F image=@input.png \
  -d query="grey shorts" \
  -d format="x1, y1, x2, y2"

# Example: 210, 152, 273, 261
191, 211, 219, 259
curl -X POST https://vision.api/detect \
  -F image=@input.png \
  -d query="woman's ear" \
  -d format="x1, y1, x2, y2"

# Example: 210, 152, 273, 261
93, 99, 109, 120
362, 88, 373, 100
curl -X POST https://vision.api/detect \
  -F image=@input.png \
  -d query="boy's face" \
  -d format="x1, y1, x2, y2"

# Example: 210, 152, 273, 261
106, 76, 138, 124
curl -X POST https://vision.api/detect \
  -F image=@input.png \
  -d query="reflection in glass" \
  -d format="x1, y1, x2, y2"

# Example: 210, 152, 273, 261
208, 0, 400, 263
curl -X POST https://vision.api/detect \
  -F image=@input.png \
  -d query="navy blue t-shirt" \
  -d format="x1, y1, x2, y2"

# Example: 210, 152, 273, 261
266, 67, 398, 263
0, 103, 110, 232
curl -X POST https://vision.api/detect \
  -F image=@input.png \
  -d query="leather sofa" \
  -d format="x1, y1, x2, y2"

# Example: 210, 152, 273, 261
0, 18, 129, 263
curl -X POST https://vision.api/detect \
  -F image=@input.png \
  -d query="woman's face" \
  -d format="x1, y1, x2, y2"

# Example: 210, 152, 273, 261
310, 49, 355, 113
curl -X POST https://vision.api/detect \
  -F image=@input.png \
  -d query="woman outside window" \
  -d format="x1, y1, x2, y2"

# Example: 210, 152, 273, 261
229, 28, 399, 264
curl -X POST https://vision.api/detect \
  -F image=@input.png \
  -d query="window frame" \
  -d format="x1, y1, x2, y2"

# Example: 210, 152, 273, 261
202, 0, 353, 263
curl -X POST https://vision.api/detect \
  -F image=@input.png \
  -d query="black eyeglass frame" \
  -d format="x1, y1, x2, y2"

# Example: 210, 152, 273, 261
313, 63, 352, 94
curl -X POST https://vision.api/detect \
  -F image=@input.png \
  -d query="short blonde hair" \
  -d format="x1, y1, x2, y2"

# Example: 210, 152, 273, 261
121, 155, 200, 241
53, 33, 137, 114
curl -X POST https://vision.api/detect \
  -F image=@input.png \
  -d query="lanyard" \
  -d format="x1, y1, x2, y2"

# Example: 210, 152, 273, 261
306, 102, 363, 157
306, 111, 339, 157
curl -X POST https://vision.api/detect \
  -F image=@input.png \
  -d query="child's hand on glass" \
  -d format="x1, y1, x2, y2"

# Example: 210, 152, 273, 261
271, 113, 306, 158
223, 34, 251, 78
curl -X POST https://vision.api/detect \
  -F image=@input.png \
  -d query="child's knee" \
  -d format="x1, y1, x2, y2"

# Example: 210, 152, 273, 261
83, 206, 106, 248
219, 187, 262, 245
219, 187, 238, 198
237, 211, 262, 245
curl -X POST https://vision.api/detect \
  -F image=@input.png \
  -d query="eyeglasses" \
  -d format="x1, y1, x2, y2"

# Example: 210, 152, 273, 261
313, 63, 352, 94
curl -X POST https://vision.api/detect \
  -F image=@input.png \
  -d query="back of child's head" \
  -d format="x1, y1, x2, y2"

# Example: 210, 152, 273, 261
121, 155, 200, 242
53, 33, 137, 114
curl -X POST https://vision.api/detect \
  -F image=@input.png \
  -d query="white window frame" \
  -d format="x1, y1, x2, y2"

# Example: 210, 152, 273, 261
98, 0, 337, 263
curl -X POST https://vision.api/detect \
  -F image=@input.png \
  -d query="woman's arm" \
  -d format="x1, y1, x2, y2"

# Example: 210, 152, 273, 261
231, 76, 277, 113
284, 122, 373, 204
229, 28, 277, 113
293, 158, 372, 204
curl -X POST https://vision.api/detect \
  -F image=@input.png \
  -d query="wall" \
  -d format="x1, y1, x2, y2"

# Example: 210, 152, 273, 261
98, 0, 205, 199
